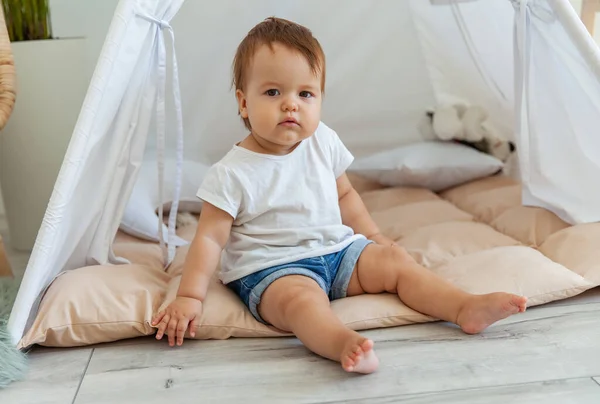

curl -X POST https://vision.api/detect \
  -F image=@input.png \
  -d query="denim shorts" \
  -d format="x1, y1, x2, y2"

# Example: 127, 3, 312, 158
227, 238, 374, 324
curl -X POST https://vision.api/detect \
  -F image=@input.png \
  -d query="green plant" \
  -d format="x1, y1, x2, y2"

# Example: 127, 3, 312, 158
2, 0, 52, 42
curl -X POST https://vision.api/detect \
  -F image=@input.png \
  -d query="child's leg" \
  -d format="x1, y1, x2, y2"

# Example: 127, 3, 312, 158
346, 244, 527, 334
258, 274, 379, 374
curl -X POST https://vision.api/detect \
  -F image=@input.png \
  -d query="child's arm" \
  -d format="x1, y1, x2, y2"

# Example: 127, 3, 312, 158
336, 172, 396, 246
177, 203, 233, 300
152, 202, 233, 346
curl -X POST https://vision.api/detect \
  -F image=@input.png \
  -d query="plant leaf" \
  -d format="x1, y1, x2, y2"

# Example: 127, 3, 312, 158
2, 0, 52, 41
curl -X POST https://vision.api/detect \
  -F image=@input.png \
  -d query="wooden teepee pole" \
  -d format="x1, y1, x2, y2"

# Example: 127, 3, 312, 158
581, 0, 600, 37
0, 5, 16, 132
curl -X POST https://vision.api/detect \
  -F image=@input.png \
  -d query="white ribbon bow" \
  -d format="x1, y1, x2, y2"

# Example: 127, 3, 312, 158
136, 11, 184, 267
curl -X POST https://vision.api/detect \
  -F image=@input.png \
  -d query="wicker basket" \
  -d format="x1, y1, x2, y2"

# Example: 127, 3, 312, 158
0, 6, 14, 277
0, 5, 16, 132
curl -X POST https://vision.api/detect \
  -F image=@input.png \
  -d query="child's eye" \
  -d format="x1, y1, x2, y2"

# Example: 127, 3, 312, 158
265, 89, 279, 96
300, 91, 313, 98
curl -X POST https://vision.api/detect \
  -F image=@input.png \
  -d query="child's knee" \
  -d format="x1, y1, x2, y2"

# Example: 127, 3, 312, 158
374, 245, 417, 285
282, 287, 326, 317
381, 244, 415, 268
261, 276, 327, 321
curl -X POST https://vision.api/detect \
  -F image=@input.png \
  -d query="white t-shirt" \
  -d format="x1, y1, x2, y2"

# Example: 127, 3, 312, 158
197, 121, 365, 284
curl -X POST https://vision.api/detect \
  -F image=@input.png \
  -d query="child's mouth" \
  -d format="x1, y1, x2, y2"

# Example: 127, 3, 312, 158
280, 118, 299, 126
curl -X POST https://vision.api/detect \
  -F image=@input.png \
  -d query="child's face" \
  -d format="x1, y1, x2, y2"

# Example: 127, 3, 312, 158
236, 42, 322, 152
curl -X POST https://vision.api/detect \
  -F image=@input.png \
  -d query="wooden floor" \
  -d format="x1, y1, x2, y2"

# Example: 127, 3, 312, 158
2, 213, 600, 403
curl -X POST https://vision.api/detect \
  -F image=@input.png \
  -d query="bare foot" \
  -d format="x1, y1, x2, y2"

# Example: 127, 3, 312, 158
457, 293, 528, 334
341, 337, 379, 374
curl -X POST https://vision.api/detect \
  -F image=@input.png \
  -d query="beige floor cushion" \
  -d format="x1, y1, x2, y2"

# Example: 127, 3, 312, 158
359, 187, 440, 213
17, 174, 599, 348
371, 200, 474, 241
399, 221, 520, 268
539, 223, 600, 283
491, 206, 570, 247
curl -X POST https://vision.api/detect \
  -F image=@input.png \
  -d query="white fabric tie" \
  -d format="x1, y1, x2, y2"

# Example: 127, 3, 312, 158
509, 0, 556, 22
136, 11, 184, 267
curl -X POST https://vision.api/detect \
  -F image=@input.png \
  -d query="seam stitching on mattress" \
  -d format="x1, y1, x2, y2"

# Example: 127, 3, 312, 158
344, 315, 435, 326
527, 285, 595, 300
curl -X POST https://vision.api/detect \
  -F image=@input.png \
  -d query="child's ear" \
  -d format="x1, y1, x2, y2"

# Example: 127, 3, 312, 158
236, 89, 248, 119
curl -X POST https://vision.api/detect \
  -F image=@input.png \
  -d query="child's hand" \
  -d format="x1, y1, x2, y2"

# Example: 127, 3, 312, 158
369, 233, 397, 247
152, 296, 203, 346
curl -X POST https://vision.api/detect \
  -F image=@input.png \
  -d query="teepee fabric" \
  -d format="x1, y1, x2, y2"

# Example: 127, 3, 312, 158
513, 0, 600, 225
7, 0, 600, 346
411, 0, 516, 142
7, 0, 186, 345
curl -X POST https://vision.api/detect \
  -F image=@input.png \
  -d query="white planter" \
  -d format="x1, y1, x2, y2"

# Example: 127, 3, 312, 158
0, 38, 88, 251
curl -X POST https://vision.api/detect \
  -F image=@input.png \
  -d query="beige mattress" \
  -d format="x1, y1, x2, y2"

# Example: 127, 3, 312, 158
17, 173, 600, 348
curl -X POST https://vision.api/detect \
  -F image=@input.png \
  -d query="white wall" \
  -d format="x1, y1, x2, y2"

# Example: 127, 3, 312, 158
570, 0, 583, 15
0, 2, 127, 216
0, 2, 118, 233
49, 0, 120, 75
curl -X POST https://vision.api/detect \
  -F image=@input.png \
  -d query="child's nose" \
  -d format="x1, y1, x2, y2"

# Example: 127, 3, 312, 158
281, 97, 298, 112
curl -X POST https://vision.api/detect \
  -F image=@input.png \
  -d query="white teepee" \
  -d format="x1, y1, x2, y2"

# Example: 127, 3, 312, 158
7, 0, 600, 345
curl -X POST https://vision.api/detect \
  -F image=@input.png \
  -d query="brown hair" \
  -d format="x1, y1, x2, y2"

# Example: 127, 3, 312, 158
232, 17, 326, 130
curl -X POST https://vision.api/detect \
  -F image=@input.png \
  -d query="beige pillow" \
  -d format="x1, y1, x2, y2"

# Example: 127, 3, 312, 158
430, 246, 595, 306
158, 274, 438, 340
400, 221, 520, 268
371, 200, 473, 240
113, 241, 164, 270
161, 241, 435, 338
164, 224, 196, 277
158, 274, 287, 339
17, 239, 438, 346
360, 187, 440, 213
539, 224, 600, 283
491, 206, 570, 246
18, 263, 169, 348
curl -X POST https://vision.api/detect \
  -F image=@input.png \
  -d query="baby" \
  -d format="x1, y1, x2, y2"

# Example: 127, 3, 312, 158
152, 17, 527, 374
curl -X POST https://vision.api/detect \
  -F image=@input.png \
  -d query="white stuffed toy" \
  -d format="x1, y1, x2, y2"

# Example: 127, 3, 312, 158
418, 103, 515, 163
